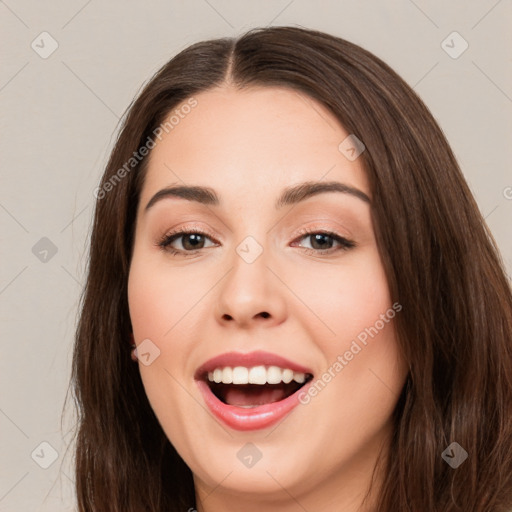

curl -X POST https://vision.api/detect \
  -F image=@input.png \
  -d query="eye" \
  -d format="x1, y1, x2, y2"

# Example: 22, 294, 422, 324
157, 228, 218, 256
292, 228, 356, 255
156, 226, 356, 257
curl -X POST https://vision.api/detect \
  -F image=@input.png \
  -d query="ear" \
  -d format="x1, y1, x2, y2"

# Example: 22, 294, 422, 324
129, 332, 138, 362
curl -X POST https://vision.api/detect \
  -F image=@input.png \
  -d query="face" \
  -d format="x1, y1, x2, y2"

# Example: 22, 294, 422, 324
128, 86, 408, 509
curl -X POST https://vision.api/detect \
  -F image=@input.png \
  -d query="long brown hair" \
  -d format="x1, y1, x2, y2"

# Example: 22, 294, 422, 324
71, 26, 512, 511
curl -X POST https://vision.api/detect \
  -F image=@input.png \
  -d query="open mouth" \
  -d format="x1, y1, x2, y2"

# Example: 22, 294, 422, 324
203, 366, 314, 408
195, 352, 315, 430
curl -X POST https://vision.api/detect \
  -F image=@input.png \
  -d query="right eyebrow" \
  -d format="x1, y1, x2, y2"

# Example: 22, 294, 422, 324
145, 185, 219, 212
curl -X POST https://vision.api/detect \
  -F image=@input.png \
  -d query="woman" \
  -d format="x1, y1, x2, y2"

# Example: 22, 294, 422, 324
71, 26, 512, 511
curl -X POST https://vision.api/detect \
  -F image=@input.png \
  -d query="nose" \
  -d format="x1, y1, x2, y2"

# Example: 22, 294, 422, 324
214, 246, 287, 329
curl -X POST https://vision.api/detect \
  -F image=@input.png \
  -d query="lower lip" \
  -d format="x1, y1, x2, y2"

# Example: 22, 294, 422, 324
196, 380, 309, 431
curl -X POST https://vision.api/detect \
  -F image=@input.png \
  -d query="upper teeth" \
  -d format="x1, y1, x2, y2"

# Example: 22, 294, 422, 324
207, 366, 307, 385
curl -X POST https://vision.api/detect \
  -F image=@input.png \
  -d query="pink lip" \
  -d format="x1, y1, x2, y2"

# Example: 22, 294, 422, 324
196, 380, 311, 431
194, 351, 313, 431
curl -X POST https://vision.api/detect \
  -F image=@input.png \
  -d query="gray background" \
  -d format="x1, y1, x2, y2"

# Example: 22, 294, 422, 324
1, 1, 511, 510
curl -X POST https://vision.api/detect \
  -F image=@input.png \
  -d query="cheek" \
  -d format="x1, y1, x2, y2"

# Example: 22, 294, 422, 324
290, 248, 392, 343
296, 305, 405, 471
324, 322, 405, 440
328, 251, 405, 400
127, 259, 196, 414
127, 260, 206, 459
293, 247, 405, 411
127, 256, 206, 342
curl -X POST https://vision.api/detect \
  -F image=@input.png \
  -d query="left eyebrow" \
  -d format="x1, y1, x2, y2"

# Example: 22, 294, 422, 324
275, 180, 371, 207
144, 180, 371, 213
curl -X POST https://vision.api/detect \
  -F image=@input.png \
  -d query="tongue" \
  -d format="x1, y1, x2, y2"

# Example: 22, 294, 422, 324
223, 384, 289, 407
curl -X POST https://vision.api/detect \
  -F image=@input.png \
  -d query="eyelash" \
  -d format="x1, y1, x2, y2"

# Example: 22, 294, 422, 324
157, 226, 356, 257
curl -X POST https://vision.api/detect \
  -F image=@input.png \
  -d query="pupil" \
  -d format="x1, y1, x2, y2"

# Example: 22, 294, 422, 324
184, 234, 204, 250
311, 234, 332, 250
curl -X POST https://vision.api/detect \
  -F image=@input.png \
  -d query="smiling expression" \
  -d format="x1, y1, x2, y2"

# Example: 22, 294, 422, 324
127, 85, 408, 506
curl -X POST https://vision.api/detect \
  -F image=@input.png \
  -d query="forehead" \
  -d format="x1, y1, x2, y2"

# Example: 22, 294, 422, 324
140, 86, 370, 208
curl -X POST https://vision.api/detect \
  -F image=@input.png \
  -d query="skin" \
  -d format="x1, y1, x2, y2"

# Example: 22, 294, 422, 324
127, 86, 409, 512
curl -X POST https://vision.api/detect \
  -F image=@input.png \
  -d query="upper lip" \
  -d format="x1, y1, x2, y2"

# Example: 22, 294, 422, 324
194, 350, 314, 380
